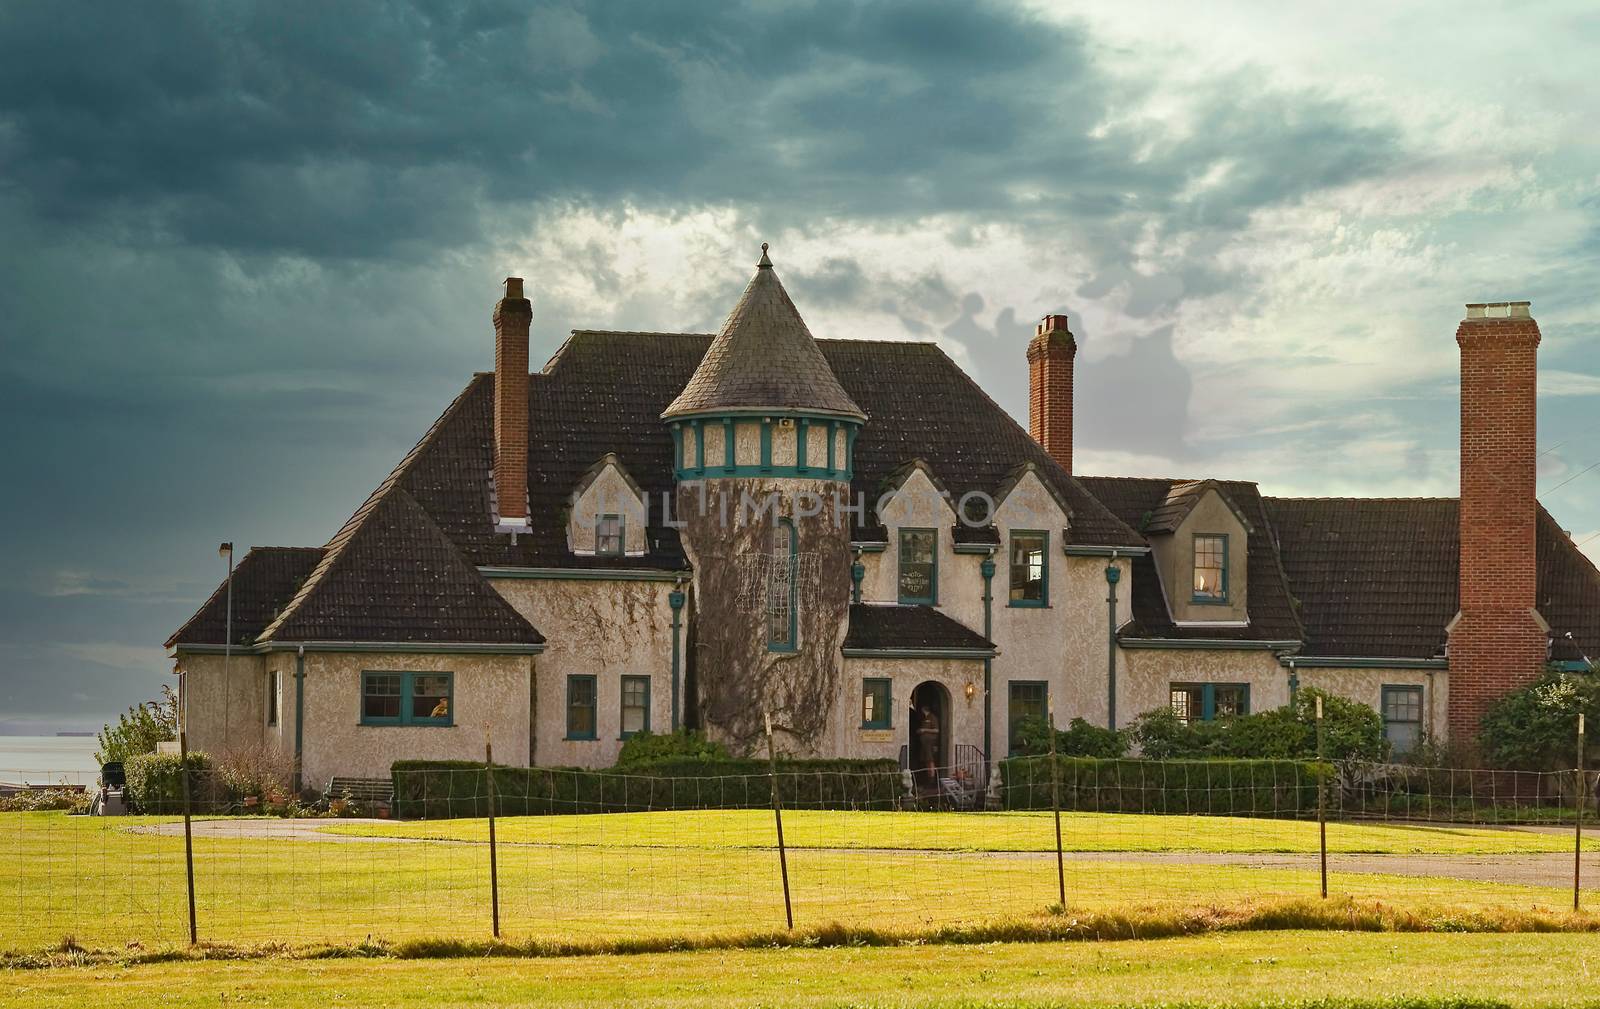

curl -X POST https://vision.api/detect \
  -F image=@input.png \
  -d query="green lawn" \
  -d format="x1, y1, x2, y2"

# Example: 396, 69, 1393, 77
1, 811, 1590, 953
321, 808, 1594, 855
5, 932, 1600, 1008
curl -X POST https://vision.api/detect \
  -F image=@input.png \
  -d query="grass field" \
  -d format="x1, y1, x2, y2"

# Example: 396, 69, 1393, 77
2, 811, 1592, 953
5, 932, 1600, 1008
321, 808, 1595, 854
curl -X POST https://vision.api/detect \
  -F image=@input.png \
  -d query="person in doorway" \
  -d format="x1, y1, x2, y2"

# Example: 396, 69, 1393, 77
916, 704, 941, 778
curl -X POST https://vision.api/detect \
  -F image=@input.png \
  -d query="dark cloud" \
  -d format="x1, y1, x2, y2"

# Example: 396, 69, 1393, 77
0, 0, 1432, 724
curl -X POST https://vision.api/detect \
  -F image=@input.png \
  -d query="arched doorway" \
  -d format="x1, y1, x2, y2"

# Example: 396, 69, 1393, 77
908, 681, 952, 793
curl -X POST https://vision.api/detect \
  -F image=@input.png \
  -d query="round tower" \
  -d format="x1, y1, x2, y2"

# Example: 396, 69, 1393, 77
663, 245, 866, 754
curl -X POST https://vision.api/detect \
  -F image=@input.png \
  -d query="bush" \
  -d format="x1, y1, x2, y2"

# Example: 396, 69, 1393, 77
1127, 689, 1385, 762
391, 757, 903, 819
216, 745, 293, 805
615, 729, 731, 767
1479, 666, 1600, 771
124, 751, 214, 813
95, 685, 177, 766
1011, 715, 1127, 758
999, 756, 1332, 815
0, 788, 91, 813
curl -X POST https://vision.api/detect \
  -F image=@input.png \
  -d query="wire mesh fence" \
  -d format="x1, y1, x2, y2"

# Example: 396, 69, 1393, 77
3, 756, 1597, 952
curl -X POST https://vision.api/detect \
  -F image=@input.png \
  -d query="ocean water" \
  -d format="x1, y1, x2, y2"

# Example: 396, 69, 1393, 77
0, 735, 102, 785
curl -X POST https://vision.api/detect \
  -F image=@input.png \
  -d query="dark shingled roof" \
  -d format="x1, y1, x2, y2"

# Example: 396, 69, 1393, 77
1264, 497, 1600, 662
663, 252, 865, 421
845, 603, 995, 652
1076, 476, 1305, 644
1144, 479, 1253, 535
260, 488, 542, 645
166, 547, 323, 648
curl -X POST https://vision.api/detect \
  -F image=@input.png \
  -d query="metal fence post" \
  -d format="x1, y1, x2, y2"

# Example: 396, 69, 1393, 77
1048, 703, 1065, 908
1315, 694, 1328, 899
485, 725, 500, 939
1576, 712, 1586, 913
178, 728, 198, 945
765, 712, 793, 929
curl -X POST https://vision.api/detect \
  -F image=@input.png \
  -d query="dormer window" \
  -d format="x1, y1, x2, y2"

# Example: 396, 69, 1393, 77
1192, 533, 1228, 603
596, 515, 624, 557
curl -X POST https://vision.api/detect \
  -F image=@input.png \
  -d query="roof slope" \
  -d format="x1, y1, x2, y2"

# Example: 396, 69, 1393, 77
663, 251, 865, 421
261, 488, 542, 645
844, 603, 995, 652
1076, 476, 1304, 643
166, 547, 323, 648
1265, 497, 1600, 662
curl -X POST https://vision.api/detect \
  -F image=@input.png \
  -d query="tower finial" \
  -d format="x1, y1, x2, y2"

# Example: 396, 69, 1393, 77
758, 242, 772, 269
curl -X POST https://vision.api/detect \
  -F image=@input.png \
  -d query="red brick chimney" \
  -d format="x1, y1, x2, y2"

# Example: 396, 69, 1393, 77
1448, 301, 1547, 745
1028, 313, 1076, 474
494, 277, 531, 529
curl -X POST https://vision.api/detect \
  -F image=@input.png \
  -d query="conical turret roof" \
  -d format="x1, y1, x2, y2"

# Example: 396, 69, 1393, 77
663, 246, 866, 421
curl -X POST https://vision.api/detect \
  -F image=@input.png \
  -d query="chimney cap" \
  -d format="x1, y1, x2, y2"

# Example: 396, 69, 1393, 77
1036, 313, 1070, 336
503, 277, 525, 300
1464, 301, 1531, 319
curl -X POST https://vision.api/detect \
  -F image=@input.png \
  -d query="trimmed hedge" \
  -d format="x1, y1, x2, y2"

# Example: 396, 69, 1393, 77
1000, 756, 1332, 816
124, 751, 215, 813
391, 757, 903, 819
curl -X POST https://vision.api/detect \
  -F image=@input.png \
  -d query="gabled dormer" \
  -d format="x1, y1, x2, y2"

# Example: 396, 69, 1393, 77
1144, 479, 1252, 624
567, 453, 648, 557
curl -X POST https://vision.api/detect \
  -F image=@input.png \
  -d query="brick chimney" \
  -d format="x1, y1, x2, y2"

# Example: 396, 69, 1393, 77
1028, 314, 1076, 474
1448, 301, 1547, 744
493, 277, 531, 529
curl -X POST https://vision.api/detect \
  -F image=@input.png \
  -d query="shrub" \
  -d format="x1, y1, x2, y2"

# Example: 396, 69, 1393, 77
1126, 689, 1385, 763
390, 757, 903, 819
215, 744, 293, 805
0, 788, 91, 814
94, 685, 177, 766
124, 751, 214, 814
1011, 715, 1127, 758
999, 755, 1332, 816
1479, 666, 1600, 771
614, 729, 731, 767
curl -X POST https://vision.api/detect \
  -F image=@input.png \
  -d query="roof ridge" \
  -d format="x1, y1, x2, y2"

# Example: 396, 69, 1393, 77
1265, 495, 1458, 503
256, 374, 489, 643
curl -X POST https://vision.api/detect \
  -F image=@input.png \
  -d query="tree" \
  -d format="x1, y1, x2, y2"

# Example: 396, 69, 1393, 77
1479, 666, 1600, 771
95, 684, 177, 765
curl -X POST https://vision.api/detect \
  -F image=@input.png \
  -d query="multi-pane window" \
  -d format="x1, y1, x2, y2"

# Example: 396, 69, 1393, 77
1009, 531, 1048, 606
266, 670, 281, 727
596, 514, 624, 557
1382, 685, 1424, 753
1169, 682, 1248, 724
1008, 681, 1048, 755
361, 672, 452, 726
898, 528, 937, 604
767, 520, 797, 651
621, 675, 650, 738
1193, 534, 1228, 602
862, 679, 892, 729
566, 675, 597, 740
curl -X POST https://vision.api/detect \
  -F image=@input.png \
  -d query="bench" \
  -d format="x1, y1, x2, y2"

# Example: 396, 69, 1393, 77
325, 777, 393, 804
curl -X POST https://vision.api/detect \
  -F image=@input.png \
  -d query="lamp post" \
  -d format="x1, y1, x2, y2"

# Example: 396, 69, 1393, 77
219, 542, 234, 750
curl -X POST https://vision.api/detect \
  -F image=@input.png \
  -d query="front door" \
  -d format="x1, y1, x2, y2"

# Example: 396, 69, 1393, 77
909, 681, 951, 792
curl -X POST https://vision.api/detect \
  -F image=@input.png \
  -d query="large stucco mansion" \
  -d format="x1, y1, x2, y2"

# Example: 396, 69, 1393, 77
168, 246, 1600, 789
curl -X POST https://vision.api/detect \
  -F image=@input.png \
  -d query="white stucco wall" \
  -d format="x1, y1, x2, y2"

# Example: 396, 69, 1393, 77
568, 463, 648, 556
831, 656, 986, 763
177, 652, 275, 761
490, 576, 678, 768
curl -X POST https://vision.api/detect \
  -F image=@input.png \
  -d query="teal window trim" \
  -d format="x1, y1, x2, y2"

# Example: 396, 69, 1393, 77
1380, 684, 1423, 738
1007, 529, 1050, 608
266, 669, 280, 727
596, 514, 624, 557
692, 420, 705, 475
1007, 680, 1049, 756
566, 674, 598, 740
671, 424, 685, 474
1170, 682, 1249, 722
862, 678, 892, 729
845, 425, 858, 481
897, 527, 938, 605
620, 674, 651, 739
1192, 533, 1230, 605
759, 420, 773, 472
767, 519, 799, 653
796, 419, 809, 472
722, 418, 736, 473
825, 420, 837, 475
360, 670, 454, 727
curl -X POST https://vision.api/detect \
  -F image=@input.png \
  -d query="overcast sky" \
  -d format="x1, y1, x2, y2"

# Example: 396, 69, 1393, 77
1, 1, 1596, 732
